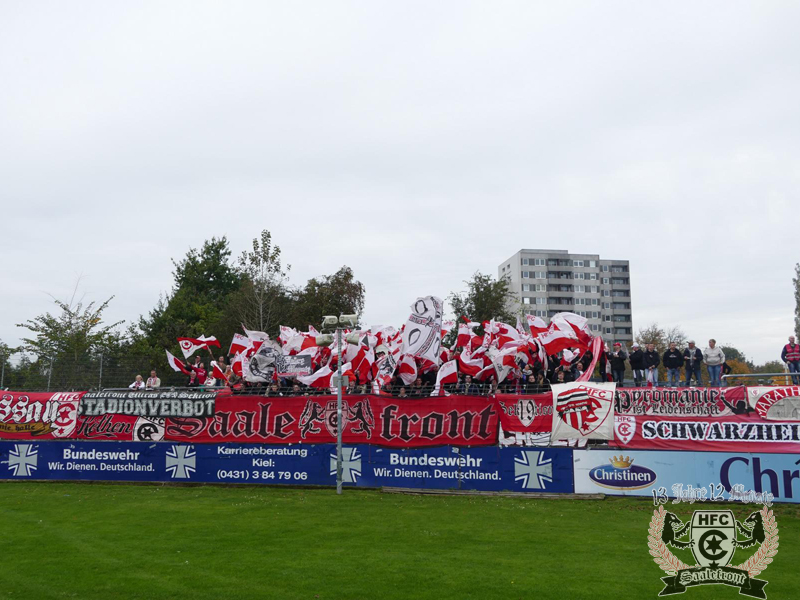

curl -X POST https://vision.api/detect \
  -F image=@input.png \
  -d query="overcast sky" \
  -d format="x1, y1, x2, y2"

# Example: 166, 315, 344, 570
1, 2, 799, 365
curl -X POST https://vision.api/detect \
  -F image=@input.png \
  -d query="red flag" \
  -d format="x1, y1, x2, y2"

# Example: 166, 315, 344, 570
431, 360, 458, 396
165, 350, 190, 374
229, 333, 252, 356
397, 354, 418, 386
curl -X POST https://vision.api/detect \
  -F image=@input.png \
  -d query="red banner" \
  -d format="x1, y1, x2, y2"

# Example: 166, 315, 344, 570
75, 414, 166, 442
614, 386, 745, 417
610, 412, 800, 453
163, 394, 498, 447
494, 393, 553, 433
0, 391, 83, 439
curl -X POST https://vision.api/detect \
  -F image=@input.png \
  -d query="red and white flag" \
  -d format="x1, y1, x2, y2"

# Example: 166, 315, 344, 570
165, 350, 190, 374
177, 335, 221, 359
457, 347, 485, 377
397, 354, 418, 386
211, 361, 228, 383
231, 353, 245, 377
229, 333, 252, 356
526, 315, 548, 336
243, 326, 270, 352
431, 360, 459, 395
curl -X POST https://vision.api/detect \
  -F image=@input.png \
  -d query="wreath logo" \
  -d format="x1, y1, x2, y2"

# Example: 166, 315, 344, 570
648, 504, 778, 597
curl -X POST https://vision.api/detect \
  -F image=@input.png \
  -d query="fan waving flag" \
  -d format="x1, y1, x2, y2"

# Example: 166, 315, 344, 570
229, 333, 253, 356
177, 335, 221, 359
211, 361, 228, 383
166, 350, 190, 374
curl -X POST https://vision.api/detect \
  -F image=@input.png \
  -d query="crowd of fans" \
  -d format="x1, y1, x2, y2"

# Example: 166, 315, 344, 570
126, 334, 800, 395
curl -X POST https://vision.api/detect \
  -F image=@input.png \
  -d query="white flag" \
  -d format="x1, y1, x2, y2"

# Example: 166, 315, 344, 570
401, 295, 443, 364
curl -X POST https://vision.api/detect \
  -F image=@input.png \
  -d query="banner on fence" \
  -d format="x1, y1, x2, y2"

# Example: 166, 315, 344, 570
79, 390, 216, 418
76, 414, 166, 442
574, 449, 800, 503
0, 392, 83, 439
551, 382, 615, 440
747, 386, 800, 420
609, 412, 800, 453
0, 441, 573, 494
614, 386, 745, 417
164, 394, 498, 448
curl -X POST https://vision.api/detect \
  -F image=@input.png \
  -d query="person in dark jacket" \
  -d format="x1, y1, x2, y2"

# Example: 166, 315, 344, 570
683, 340, 703, 387
643, 343, 660, 387
629, 343, 645, 386
663, 342, 684, 388
608, 342, 628, 387
781, 336, 800, 385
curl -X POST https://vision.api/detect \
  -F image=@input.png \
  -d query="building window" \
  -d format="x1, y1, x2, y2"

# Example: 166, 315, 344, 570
577, 311, 587, 317
603, 302, 610, 309
535, 284, 546, 292
589, 286, 598, 293
591, 324, 600, 332
533, 258, 544, 266
589, 260, 597, 268
602, 277, 609, 284
535, 271, 546, 279
535, 297, 546, 305
591, 299, 599, 306
603, 290, 610, 297
575, 285, 585, 293
535, 310, 546, 317
602, 265, 609, 272
573, 260, 584, 267
591, 311, 600, 319
605, 327, 613, 334
575, 298, 586, 305
523, 297, 531, 305
589, 273, 597, 280
522, 284, 530, 292
574, 272, 585, 280
604, 315, 611, 322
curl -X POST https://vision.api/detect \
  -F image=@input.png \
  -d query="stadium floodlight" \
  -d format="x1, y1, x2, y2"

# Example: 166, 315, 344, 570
339, 314, 358, 327
315, 334, 334, 347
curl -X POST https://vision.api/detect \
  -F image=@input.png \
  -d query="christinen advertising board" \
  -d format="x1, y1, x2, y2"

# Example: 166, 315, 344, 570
574, 449, 800, 504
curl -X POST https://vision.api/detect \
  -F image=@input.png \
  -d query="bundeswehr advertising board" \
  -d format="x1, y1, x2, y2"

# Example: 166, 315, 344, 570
0, 441, 573, 494
574, 449, 800, 503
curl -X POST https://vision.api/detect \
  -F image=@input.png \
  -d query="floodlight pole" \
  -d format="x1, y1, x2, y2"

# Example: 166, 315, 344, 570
336, 326, 343, 495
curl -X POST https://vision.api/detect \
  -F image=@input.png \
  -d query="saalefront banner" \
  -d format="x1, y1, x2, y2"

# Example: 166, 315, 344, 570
164, 394, 499, 448
0, 391, 83, 439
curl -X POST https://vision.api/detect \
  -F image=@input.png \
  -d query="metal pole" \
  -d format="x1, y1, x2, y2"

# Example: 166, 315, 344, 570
47, 356, 53, 392
1, 354, 5, 389
336, 327, 343, 495
98, 353, 103, 390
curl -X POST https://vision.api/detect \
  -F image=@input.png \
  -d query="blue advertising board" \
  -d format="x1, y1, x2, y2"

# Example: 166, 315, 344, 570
0, 441, 573, 494
574, 449, 800, 503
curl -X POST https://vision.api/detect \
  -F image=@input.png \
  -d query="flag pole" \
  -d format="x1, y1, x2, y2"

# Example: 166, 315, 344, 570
336, 326, 343, 495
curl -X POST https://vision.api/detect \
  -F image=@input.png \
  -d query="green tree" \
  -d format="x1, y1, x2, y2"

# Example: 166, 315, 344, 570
133, 237, 242, 359
288, 266, 365, 331
229, 229, 292, 333
16, 287, 124, 361
447, 272, 516, 336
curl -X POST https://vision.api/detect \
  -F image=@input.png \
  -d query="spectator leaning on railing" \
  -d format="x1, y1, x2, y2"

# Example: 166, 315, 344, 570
608, 342, 627, 387
146, 370, 161, 389
129, 375, 145, 390
781, 335, 800, 385
703, 339, 725, 387
662, 342, 683, 388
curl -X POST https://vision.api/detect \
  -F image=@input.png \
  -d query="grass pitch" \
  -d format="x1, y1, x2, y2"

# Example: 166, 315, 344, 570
1, 483, 799, 600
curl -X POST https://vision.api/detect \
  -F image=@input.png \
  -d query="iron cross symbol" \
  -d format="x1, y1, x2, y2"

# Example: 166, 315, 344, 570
330, 447, 361, 483
166, 445, 196, 479
6, 444, 38, 477
514, 451, 553, 489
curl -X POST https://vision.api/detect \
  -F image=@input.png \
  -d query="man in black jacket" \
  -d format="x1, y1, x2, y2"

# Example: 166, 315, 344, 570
683, 340, 703, 387
643, 343, 660, 387
663, 342, 684, 388
629, 343, 645, 386
608, 342, 628, 387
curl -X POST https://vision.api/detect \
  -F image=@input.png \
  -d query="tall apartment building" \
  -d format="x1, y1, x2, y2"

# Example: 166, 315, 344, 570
498, 249, 633, 345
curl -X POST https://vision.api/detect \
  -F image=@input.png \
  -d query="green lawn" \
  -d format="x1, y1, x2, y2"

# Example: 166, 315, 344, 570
0, 483, 798, 600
